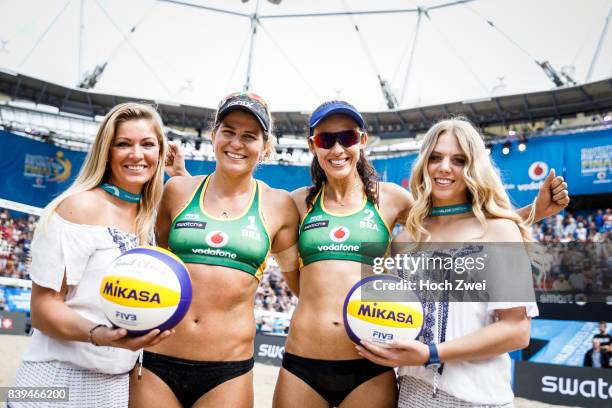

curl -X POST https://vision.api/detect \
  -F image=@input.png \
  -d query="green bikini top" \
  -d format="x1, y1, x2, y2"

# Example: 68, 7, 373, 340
298, 187, 391, 267
168, 176, 271, 281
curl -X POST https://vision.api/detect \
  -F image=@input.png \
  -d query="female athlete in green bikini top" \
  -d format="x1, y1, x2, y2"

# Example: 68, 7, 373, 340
273, 101, 571, 408
130, 92, 299, 408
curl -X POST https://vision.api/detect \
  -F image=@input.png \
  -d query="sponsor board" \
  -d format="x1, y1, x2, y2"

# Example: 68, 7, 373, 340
514, 361, 612, 407
0, 311, 27, 335
254, 333, 286, 366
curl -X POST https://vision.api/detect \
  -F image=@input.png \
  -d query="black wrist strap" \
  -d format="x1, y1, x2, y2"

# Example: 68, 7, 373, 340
88, 324, 107, 346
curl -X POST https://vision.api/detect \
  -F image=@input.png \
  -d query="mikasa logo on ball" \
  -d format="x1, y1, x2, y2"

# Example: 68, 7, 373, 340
343, 276, 424, 347
206, 231, 229, 248
329, 226, 350, 242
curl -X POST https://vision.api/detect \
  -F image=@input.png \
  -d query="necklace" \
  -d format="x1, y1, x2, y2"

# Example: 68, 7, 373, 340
430, 203, 472, 216
99, 183, 141, 203
210, 173, 254, 219
328, 181, 364, 207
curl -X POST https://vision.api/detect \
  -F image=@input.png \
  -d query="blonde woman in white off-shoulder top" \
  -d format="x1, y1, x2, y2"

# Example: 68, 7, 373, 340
357, 119, 547, 408
9, 103, 185, 408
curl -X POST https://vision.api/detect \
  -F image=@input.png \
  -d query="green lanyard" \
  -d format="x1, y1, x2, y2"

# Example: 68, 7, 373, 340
430, 203, 472, 216
99, 183, 141, 203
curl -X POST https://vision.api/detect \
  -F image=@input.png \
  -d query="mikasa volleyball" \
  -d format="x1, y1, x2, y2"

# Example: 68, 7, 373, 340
343, 275, 424, 346
100, 246, 192, 334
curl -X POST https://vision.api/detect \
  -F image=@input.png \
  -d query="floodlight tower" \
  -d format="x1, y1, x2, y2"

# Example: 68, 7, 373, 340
242, 0, 283, 91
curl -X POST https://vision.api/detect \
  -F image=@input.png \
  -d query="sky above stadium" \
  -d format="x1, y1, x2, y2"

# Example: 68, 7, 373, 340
0, 0, 611, 112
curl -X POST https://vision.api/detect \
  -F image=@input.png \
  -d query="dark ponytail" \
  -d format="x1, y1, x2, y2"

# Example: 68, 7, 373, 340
305, 150, 379, 208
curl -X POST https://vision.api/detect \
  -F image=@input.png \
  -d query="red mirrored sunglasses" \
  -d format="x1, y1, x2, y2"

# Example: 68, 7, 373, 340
310, 129, 363, 149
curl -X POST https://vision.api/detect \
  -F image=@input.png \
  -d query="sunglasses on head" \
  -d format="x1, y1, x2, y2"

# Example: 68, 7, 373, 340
220, 91, 269, 109
310, 129, 363, 149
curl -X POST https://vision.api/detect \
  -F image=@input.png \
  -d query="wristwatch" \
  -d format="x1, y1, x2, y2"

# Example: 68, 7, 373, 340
424, 343, 442, 369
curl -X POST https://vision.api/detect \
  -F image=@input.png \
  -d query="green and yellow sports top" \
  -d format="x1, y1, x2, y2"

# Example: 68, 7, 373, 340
298, 187, 391, 267
168, 176, 271, 281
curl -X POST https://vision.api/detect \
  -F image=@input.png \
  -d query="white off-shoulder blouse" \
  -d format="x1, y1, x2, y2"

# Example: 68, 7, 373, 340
22, 213, 140, 374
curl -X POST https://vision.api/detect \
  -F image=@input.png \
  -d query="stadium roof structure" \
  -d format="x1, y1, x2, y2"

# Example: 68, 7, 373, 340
1, 69, 611, 139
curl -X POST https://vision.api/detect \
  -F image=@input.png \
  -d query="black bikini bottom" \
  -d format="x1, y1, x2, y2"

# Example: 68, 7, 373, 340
282, 351, 394, 407
142, 350, 254, 407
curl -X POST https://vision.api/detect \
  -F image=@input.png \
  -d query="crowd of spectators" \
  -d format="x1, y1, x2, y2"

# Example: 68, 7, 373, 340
584, 321, 611, 368
531, 209, 612, 292
0, 209, 36, 280
531, 208, 612, 243
254, 261, 298, 334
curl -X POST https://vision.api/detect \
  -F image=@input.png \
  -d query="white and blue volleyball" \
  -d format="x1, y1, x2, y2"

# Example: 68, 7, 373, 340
100, 246, 192, 335
343, 275, 424, 347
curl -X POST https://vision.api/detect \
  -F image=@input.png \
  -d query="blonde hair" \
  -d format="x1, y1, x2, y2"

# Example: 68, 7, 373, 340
40, 103, 167, 244
405, 117, 534, 242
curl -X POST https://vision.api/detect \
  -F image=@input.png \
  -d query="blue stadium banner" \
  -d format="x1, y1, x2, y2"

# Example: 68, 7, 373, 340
2, 128, 612, 210
178, 160, 311, 191
564, 129, 612, 195
374, 154, 417, 189
491, 137, 565, 208
3, 287, 31, 313
0, 130, 84, 208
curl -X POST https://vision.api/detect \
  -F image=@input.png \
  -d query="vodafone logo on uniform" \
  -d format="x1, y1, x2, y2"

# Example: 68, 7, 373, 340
206, 231, 229, 248
329, 226, 350, 243
528, 161, 548, 181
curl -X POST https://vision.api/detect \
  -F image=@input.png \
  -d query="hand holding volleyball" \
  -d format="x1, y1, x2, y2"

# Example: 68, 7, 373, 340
88, 325, 174, 352
356, 338, 430, 368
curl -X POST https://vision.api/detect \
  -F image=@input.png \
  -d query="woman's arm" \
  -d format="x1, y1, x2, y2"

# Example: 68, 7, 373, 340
517, 169, 569, 223
383, 183, 414, 226
30, 277, 172, 351
164, 141, 190, 177
270, 189, 300, 296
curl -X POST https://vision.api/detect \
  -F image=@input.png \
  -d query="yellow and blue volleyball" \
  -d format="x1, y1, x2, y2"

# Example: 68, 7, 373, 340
343, 275, 424, 347
99, 246, 192, 335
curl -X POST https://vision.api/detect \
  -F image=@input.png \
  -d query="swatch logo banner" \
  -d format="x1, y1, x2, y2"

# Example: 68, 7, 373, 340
514, 361, 612, 408
528, 161, 548, 181
24, 150, 72, 187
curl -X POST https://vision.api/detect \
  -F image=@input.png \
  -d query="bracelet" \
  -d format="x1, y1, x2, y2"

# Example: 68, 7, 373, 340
88, 324, 107, 346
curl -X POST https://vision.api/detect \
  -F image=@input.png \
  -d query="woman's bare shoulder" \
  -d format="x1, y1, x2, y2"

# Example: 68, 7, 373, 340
55, 190, 105, 224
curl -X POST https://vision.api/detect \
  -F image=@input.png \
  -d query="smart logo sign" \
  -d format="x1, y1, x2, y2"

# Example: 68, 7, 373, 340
514, 361, 612, 408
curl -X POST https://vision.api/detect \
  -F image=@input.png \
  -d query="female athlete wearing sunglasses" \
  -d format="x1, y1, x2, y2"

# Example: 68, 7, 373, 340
273, 100, 570, 408
130, 92, 300, 408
